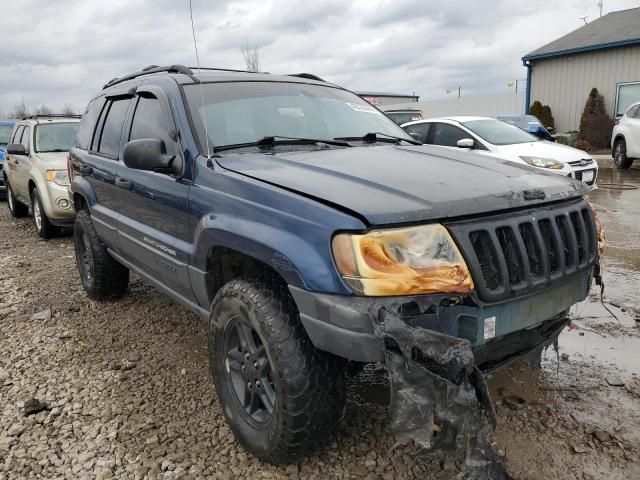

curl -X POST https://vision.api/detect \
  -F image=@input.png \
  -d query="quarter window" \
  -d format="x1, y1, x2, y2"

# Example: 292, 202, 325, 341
430, 123, 468, 147
129, 95, 175, 153
76, 97, 106, 149
98, 98, 131, 157
615, 82, 640, 117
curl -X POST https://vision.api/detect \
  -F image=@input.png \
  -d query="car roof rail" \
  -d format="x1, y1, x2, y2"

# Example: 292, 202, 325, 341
186, 66, 270, 75
22, 114, 82, 120
288, 73, 326, 82
102, 64, 197, 90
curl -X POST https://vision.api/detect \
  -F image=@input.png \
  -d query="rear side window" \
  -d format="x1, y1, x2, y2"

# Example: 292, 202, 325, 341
98, 98, 131, 157
129, 95, 176, 154
76, 97, 106, 149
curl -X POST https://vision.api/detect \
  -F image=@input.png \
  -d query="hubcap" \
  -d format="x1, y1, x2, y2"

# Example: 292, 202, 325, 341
33, 198, 42, 230
224, 319, 275, 425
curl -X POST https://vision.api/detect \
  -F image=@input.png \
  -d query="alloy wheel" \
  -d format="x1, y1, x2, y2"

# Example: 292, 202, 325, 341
223, 318, 276, 426
33, 197, 42, 231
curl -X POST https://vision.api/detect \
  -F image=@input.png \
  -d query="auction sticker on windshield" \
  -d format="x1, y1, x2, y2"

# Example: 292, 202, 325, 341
347, 102, 383, 114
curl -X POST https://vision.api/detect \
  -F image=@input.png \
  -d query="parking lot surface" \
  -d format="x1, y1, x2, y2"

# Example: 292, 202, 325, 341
0, 159, 639, 479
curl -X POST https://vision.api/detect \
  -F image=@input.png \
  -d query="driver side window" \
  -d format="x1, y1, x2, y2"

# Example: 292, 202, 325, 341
130, 94, 176, 154
430, 123, 468, 147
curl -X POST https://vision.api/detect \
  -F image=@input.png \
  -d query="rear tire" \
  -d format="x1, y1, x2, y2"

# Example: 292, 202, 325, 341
6, 181, 28, 218
74, 210, 129, 299
209, 276, 346, 464
613, 138, 633, 169
31, 189, 55, 239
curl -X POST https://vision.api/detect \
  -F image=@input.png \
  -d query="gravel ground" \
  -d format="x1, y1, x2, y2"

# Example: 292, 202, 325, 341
1, 162, 639, 480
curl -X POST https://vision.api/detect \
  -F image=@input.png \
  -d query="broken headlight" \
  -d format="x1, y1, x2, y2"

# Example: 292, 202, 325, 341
519, 156, 564, 169
332, 224, 474, 296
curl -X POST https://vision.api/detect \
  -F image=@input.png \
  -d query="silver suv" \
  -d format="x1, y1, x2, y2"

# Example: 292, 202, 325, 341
4, 115, 80, 238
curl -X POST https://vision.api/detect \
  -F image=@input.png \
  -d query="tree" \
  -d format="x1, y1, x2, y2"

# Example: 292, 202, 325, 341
61, 103, 77, 116
9, 99, 29, 119
579, 88, 613, 149
529, 100, 543, 120
35, 105, 53, 115
540, 105, 555, 130
241, 39, 260, 72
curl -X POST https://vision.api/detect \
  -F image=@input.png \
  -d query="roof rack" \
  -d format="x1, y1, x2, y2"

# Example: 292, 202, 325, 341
186, 66, 269, 75
288, 73, 326, 82
102, 64, 197, 90
22, 114, 82, 120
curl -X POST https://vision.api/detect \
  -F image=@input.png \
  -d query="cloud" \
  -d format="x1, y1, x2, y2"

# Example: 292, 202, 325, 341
0, 0, 638, 115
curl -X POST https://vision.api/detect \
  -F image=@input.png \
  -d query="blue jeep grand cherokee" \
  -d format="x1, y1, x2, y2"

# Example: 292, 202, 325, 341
69, 65, 600, 472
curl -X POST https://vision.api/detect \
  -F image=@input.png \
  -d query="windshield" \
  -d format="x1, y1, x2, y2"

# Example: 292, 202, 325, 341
498, 116, 543, 130
35, 122, 80, 153
462, 119, 539, 145
0, 125, 12, 146
184, 81, 413, 151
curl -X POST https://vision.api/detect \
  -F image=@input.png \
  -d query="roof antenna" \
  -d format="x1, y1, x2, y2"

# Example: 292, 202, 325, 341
189, 0, 212, 159
579, 15, 589, 24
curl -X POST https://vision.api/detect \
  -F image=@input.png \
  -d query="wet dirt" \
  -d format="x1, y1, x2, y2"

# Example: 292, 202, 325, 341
0, 158, 638, 479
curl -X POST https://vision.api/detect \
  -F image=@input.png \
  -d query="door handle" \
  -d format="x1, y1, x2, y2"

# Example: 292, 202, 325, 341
115, 176, 132, 189
78, 165, 93, 175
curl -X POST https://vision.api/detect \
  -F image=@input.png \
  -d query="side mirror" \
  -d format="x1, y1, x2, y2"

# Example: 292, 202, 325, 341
7, 143, 26, 155
456, 138, 475, 149
408, 132, 423, 143
123, 139, 180, 175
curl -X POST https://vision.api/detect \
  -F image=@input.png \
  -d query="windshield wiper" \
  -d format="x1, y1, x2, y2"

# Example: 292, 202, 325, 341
215, 136, 351, 152
335, 132, 422, 145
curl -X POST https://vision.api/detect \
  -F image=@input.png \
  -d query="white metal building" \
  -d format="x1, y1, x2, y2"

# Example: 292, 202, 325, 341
522, 7, 640, 132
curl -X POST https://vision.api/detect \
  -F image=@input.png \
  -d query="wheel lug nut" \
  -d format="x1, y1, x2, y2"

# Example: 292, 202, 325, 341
253, 361, 259, 369
244, 353, 250, 360
255, 380, 261, 387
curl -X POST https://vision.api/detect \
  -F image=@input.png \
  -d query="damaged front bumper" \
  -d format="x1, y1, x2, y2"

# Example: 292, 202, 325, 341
289, 270, 592, 479
289, 271, 589, 369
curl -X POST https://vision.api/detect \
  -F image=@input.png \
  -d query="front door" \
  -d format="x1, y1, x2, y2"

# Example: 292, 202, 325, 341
114, 89, 193, 302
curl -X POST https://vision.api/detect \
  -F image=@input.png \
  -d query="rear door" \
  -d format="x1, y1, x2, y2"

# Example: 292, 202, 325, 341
114, 86, 193, 301
73, 93, 133, 247
629, 106, 640, 157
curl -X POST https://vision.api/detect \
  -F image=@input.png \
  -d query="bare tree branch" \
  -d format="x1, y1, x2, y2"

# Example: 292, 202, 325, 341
241, 39, 260, 72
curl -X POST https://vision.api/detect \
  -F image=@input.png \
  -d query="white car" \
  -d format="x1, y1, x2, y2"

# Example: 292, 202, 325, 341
402, 116, 598, 186
611, 101, 640, 169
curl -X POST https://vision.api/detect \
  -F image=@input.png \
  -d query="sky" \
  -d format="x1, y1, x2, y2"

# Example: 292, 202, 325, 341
1, 0, 639, 115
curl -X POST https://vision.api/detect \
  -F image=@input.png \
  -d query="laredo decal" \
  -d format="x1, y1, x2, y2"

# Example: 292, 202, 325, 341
143, 237, 177, 256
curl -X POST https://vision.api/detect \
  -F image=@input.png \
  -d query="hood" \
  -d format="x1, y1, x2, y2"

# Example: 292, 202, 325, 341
34, 151, 69, 169
493, 140, 592, 164
216, 145, 589, 226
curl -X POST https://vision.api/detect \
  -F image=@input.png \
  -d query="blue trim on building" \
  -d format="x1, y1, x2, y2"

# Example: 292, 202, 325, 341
522, 37, 640, 62
523, 61, 532, 114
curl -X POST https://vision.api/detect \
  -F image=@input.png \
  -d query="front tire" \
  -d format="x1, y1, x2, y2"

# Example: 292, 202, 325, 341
74, 210, 129, 299
31, 189, 55, 239
613, 138, 633, 169
209, 276, 345, 464
6, 181, 28, 218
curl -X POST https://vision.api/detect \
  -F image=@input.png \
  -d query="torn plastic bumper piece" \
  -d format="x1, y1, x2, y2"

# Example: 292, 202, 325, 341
374, 309, 514, 479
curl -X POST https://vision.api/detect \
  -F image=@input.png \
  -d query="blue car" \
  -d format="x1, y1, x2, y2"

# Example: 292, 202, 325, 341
496, 114, 555, 141
0, 120, 16, 199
